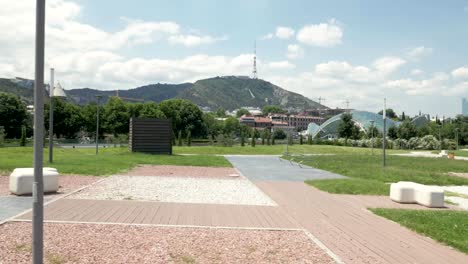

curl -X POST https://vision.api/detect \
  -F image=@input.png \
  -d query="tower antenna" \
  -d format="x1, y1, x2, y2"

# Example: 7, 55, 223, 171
252, 41, 258, 79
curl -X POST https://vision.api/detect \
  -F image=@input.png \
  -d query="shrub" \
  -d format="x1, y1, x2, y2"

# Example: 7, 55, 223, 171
393, 138, 408, 149
216, 134, 234, 147
420, 135, 440, 150
0, 127, 4, 146
186, 131, 191, 147
177, 131, 182, 146
408, 137, 421, 149
241, 132, 245, 146
20, 126, 26, 146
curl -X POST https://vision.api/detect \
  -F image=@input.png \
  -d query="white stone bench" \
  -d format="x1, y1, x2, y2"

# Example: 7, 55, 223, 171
390, 181, 444, 208
9, 168, 59, 195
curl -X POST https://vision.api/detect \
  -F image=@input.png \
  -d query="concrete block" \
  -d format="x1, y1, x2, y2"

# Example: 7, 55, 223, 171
9, 168, 59, 195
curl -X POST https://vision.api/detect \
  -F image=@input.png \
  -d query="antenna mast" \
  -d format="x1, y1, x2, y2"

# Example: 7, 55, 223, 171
252, 41, 258, 79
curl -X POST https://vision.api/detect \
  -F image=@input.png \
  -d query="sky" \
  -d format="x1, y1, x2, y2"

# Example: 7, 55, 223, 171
1, 0, 468, 117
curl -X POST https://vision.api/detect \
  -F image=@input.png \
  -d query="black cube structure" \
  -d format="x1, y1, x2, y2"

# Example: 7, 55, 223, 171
129, 118, 172, 154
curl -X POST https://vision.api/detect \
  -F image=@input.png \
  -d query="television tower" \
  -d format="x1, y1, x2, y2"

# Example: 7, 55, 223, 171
252, 41, 258, 79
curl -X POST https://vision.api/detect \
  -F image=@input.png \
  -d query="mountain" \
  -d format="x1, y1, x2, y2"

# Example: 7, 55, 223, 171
1, 76, 326, 110
0, 78, 34, 104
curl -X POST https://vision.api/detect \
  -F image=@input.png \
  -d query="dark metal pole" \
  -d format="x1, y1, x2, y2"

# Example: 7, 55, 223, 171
48, 68, 54, 163
95, 95, 102, 155
33, 0, 45, 263
383, 99, 386, 167
370, 120, 375, 156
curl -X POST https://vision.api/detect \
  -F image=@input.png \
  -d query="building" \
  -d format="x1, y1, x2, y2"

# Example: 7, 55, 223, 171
239, 115, 272, 130
269, 114, 325, 130
463, 98, 468, 116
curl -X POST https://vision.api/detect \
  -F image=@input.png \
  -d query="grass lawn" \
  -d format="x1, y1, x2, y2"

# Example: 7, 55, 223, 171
370, 208, 468, 254
0, 147, 231, 176
175, 144, 408, 155
297, 150, 468, 195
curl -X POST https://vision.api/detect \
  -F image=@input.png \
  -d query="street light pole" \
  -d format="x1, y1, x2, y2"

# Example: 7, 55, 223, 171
48, 68, 54, 163
33, 0, 46, 263
95, 95, 102, 155
370, 120, 375, 156
383, 98, 387, 167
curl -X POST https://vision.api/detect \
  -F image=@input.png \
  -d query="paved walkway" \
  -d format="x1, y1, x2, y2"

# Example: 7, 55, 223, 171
16, 199, 299, 229
0, 197, 34, 222
225, 155, 345, 181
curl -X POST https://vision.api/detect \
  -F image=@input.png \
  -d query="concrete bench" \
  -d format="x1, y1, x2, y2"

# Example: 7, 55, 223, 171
9, 168, 59, 195
390, 181, 444, 208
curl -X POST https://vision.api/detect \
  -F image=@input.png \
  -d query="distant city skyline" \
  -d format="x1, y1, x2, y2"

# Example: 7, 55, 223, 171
1, 0, 468, 117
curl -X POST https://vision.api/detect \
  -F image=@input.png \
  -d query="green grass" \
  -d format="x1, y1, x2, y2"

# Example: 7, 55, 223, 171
0, 147, 231, 176
175, 144, 408, 155
370, 208, 468, 254
298, 149, 468, 195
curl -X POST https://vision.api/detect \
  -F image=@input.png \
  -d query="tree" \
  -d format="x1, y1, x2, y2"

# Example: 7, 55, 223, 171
186, 130, 191, 146
337, 113, 355, 139
272, 129, 287, 140
241, 131, 245, 146
262, 105, 286, 115
177, 131, 182, 146
102, 97, 130, 136
203, 113, 223, 140
236, 108, 250, 117
261, 131, 265, 145
0, 127, 4, 146
401, 112, 406, 121
223, 116, 240, 135
0, 92, 28, 138
387, 125, 398, 139
397, 120, 418, 140
307, 135, 313, 145
271, 136, 275, 145
251, 130, 256, 147
378, 108, 397, 119
299, 134, 303, 145
138, 102, 166, 119
159, 99, 205, 138
20, 126, 26, 146
45, 98, 85, 139
172, 130, 176, 146
215, 107, 226, 118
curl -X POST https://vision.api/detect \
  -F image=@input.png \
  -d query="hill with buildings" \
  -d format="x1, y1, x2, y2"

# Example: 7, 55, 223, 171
0, 76, 326, 111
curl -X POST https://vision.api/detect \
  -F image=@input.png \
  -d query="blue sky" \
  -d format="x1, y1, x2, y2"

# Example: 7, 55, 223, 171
1, 0, 468, 116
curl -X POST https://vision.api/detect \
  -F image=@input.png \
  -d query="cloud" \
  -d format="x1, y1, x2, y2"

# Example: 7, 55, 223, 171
261, 33, 274, 40
296, 19, 343, 47
275, 27, 295, 39
373, 56, 406, 75
286, 44, 304, 59
410, 69, 424, 76
168, 34, 227, 47
385, 72, 449, 95
407, 46, 433, 61
451, 66, 468, 79
267, 61, 296, 70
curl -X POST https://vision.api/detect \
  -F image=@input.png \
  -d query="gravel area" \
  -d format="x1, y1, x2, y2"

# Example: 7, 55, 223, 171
0, 175, 101, 197
69, 176, 276, 206
0, 222, 334, 264
123, 165, 241, 178
447, 172, 468, 179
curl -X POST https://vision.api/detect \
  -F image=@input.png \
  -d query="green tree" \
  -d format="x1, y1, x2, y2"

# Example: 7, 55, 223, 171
20, 125, 26, 146
45, 98, 85, 139
397, 120, 418, 140
272, 136, 275, 145
241, 131, 245, 146
299, 134, 303, 145
159, 99, 205, 138
251, 130, 256, 147
387, 125, 398, 139
307, 135, 313, 145
0, 92, 28, 138
186, 130, 191, 146
177, 130, 182, 146
0, 127, 4, 146
215, 107, 226, 117
337, 113, 355, 139
272, 129, 287, 139
138, 102, 166, 119
102, 97, 130, 136
223, 116, 240, 135
262, 105, 286, 115
172, 130, 176, 146
203, 113, 223, 140
378, 108, 397, 119
261, 131, 265, 145
236, 108, 250, 117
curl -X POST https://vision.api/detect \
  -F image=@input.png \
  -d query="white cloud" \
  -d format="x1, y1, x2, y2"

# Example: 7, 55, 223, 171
286, 44, 304, 59
296, 19, 343, 47
451, 66, 468, 79
385, 72, 449, 95
261, 33, 274, 40
407, 46, 433, 61
373, 56, 406, 75
267, 61, 296, 70
168, 34, 227, 47
410, 69, 424, 76
275, 27, 295, 39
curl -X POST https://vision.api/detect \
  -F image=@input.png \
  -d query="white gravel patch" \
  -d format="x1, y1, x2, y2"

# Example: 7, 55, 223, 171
438, 185, 468, 210
445, 197, 468, 210
69, 176, 276, 206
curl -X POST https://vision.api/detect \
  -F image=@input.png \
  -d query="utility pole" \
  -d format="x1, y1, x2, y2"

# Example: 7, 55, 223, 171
48, 68, 54, 163
370, 120, 375, 156
344, 99, 350, 113
95, 95, 102, 155
33, 0, 46, 263
382, 99, 387, 167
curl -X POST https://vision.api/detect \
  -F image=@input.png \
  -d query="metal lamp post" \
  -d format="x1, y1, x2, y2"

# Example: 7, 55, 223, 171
382, 98, 387, 167
95, 95, 102, 155
48, 72, 66, 163
370, 120, 375, 156
33, 0, 46, 263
